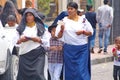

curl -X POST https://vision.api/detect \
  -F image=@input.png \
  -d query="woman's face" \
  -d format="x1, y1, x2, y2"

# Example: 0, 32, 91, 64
67, 6, 77, 16
26, 12, 35, 23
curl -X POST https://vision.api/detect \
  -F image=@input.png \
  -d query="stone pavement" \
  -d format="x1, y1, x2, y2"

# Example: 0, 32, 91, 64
91, 44, 114, 65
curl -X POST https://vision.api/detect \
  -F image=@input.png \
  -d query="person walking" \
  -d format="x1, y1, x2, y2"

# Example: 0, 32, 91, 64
48, 24, 63, 80
16, 8, 50, 80
55, 2, 93, 80
96, 0, 113, 54
18, 0, 32, 16
85, 5, 97, 53
112, 36, 120, 80
4, 15, 18, 54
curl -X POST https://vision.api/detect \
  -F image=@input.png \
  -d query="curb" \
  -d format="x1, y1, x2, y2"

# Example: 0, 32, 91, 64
91, 44, 114, 65
91, 56, 113, 65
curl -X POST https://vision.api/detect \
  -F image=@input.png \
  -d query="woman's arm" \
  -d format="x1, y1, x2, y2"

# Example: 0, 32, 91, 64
76, 30, 92, 36
57, 25, 64, 38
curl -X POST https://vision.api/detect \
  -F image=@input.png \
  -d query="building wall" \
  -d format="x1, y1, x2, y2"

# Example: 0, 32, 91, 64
58, 0, 80, 13
0, 0, 7, 6
0, 0, 35, 9
94, 0, 103, 11
17, 0, 22, 9
110, 0, 120, 43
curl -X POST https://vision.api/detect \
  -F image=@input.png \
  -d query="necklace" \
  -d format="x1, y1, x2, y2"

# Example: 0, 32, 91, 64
26, 22, 35, 27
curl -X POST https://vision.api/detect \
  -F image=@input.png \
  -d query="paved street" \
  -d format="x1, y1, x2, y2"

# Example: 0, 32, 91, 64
92, 62, 113, 80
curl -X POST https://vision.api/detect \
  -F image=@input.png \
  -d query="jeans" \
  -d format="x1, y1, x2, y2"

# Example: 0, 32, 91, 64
113, 65, 120, 80
98, 23, 111, 51
89, 28, 96, 49
48, 63, 63, 80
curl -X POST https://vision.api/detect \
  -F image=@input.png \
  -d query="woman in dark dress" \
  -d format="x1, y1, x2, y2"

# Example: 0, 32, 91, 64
16, 8, 50, 80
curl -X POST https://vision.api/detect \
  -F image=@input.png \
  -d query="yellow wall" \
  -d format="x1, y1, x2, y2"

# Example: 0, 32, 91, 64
17, 0, 22, 9
0, 0, 6, 6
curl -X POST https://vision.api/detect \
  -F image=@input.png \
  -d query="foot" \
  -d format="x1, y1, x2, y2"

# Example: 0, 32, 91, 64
104, 51, 108, 54
98, 49, 102, 53
90, 48, 94, 53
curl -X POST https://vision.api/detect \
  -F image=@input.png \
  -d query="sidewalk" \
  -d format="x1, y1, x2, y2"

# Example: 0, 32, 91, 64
91, 45, 114, 65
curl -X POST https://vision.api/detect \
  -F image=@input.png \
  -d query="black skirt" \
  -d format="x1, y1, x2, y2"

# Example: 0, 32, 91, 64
17, 46, 46, 80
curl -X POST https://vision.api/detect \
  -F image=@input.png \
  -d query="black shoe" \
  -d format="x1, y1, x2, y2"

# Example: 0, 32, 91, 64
104, 51, 108, 54
98, 49, 102, 53
90, 48, 94, 53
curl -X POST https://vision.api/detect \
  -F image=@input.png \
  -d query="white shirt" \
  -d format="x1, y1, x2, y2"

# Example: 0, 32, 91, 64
4, 24, 19, 53
55, 16, 93, 45
96, 5, 113, 27
19, 25, 50, 55
114, 50, 120, 66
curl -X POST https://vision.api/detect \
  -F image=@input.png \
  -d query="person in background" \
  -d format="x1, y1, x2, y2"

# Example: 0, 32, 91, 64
4, 15, 18, 55
18, 0, 32, 16
16, 8, 50, 80
55, 2, 93, 80
0, 1, 20, 27
112, 36, 120, 80
48, 10, 68, 80
96, 0, 113, 54
77, 9, 84, 16
85, 5, 97, 53
48, 24, 63, 80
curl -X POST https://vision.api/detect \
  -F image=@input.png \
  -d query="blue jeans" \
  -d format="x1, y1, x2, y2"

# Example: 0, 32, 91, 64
89, 28, 96, 49
98, 23, 111, 51
113, 65, 120, 80
48, 63, 63, 80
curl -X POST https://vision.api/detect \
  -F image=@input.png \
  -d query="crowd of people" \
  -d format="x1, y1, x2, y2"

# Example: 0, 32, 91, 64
0, 0, 115, 80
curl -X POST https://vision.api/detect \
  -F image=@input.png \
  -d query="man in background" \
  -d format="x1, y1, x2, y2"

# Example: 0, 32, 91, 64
96, 0, 113, 54
85, 5, 97, 53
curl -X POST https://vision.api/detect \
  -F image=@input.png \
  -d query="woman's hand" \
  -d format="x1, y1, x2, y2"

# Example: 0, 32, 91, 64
50, 46, 57, 51
31, 37, 42, 43
61, 25, 64, 31
76, 30, 84, 35
57, 25, 64, 38
17, 36, 28, 44
76, 30, 92, 36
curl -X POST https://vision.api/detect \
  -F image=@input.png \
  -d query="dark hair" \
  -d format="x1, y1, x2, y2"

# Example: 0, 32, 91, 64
48, 24, 57, 33
7, 15, 16, 22
104, 0, 109, 4
67, 2, 78, 10
86, 5, 93, 11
